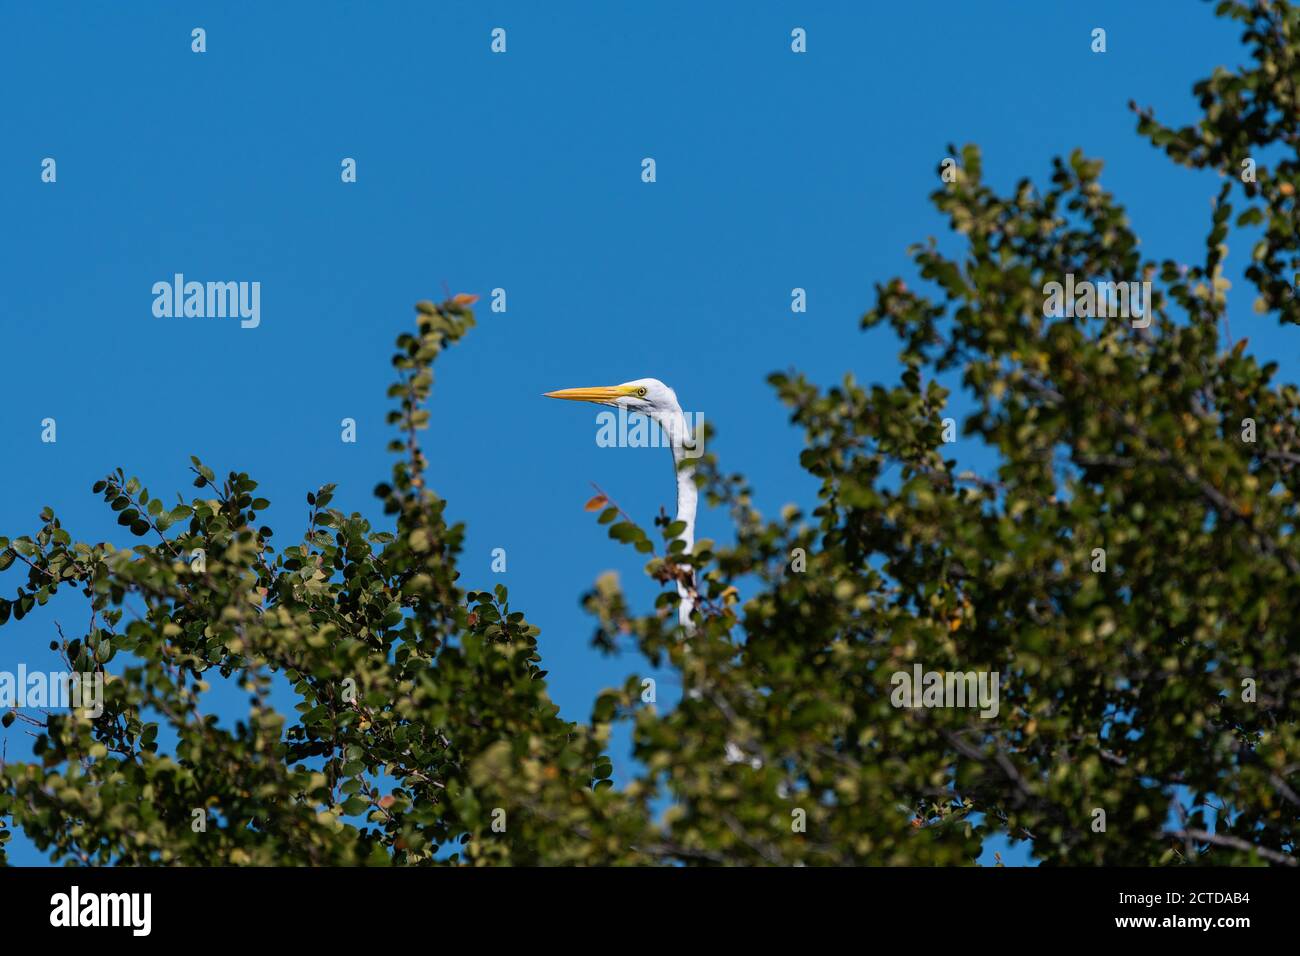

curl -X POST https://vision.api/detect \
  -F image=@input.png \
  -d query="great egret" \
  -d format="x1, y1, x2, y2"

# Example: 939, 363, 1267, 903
544, 379, 698, 630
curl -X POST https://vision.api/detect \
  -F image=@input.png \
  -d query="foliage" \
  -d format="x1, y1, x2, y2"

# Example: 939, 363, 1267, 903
2, 0, 1299, 865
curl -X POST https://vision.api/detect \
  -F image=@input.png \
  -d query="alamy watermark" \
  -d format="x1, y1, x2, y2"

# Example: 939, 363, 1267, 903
0, 665, 104, 718
890, 663, 1000, 718
50, 886, 151, 936
595, 406, 705, 459
152, 274, 260, 328
1042, 273, 1152, 329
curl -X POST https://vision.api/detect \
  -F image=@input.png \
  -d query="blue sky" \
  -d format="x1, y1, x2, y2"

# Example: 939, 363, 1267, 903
0, 1, 1273, 866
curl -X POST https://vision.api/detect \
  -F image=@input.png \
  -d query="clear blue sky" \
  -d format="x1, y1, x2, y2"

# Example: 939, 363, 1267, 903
0, 1, 1272, 866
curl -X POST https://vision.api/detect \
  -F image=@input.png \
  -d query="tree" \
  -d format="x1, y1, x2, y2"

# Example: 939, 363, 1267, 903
2, 0, 1298, 866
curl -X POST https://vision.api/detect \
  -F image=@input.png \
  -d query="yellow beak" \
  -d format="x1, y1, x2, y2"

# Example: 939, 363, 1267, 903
543, 385, 634, 406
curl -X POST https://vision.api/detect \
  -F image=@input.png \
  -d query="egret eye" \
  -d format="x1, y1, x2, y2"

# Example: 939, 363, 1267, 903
636, 387, 648, 398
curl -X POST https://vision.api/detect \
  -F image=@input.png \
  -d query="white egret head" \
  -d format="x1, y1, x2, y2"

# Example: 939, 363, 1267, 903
543, 378, 681, 427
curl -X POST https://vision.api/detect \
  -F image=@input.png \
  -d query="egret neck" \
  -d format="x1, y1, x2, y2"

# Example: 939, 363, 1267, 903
664, 407, 698, 631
